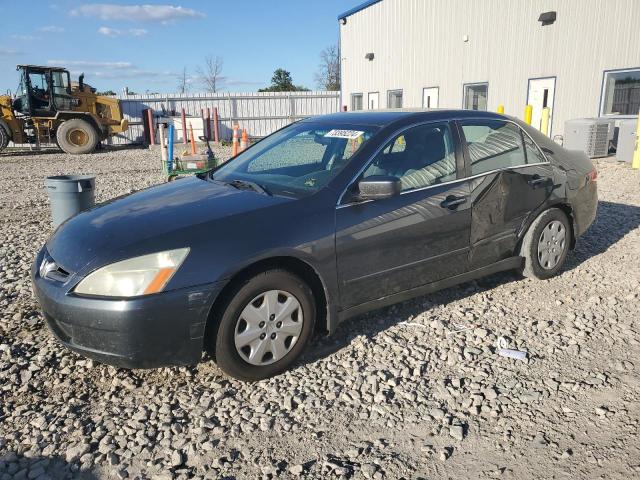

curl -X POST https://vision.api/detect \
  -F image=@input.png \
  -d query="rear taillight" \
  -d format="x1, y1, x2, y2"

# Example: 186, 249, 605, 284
586, 169, 598, 182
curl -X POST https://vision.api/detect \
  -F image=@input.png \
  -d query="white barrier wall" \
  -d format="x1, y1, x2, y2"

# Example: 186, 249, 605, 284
109, 90, 340, 145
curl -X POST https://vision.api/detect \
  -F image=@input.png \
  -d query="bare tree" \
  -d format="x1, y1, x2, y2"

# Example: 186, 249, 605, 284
177, 67, 189, 94
197, 55, 224, 93
314, 45, 341, 91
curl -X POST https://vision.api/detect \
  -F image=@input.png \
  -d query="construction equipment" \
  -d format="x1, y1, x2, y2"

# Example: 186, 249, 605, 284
0, 65, 128, 155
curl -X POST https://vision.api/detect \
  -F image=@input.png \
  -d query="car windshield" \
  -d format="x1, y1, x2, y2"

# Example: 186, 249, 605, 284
210, 121, 378, 197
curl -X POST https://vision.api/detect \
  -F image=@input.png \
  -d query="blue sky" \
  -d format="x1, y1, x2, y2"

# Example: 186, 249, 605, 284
0, 0, 356, 94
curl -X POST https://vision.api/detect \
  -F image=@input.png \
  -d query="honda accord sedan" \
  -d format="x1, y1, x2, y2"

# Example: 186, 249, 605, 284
32, 110, 598, 380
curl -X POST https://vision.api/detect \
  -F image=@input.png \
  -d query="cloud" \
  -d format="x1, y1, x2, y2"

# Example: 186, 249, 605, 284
224, 79, 264, 87
71, 4, 205, 23
51, 59, 168, 80
10, 34, 39, 41
46, 59, 255, 91
48, 60, 134, 69
39, 26, 65, 33
98, 26, 121, 37
98, 27, 149, 37
87, 69, 159, 79
0, 47, 20, 56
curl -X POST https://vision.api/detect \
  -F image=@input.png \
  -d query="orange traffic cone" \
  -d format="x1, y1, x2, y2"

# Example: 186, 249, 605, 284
240, 129, 249, 152
232, 124, 239, 156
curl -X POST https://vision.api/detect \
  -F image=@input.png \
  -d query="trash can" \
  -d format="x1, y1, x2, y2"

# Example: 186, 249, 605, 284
44, 175, 95, 227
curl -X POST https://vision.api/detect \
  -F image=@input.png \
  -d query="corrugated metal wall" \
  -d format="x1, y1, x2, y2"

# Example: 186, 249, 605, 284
340, 0, 640, 137
110, 91, 340, 145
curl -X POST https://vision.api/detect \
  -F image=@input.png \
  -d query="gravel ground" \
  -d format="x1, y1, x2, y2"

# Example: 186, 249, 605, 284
0, 146, 639, 480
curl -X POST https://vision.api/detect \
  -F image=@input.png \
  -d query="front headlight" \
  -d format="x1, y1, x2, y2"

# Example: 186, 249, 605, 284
74, 248, 190, 297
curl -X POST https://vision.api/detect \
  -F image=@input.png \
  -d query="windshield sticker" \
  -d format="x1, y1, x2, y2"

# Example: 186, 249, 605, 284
324, 129, 364, 139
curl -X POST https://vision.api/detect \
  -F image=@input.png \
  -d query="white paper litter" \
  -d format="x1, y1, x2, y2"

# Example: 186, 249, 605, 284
496, 336, 528, 361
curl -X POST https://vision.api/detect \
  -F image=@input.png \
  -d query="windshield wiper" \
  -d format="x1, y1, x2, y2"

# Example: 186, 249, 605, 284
226, 179, 272, 196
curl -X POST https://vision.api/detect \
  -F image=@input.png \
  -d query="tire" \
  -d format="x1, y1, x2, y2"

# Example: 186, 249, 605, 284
0, 124, 9, 152
213, 269, 316, 381
56, 118, 99, 155
520, 208, 571, 280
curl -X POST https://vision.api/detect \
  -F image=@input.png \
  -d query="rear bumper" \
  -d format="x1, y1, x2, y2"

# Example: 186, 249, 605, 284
573, 181, 598, 238
32, 250, 223, 369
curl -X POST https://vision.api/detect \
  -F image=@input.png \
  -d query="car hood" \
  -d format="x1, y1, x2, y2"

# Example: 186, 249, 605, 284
46, 176, 291, 273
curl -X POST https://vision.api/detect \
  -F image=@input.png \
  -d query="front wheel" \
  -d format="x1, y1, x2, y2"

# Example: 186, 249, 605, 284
56, 118, 99, 155
520, 208, 571, 280
0, 125, 9, 152
213, 270, 316, 381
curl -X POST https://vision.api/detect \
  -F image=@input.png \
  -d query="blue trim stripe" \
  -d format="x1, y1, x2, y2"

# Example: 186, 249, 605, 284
338, 0, 384, 20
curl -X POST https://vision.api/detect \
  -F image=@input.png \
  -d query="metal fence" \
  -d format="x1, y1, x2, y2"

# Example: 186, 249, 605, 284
109, 90, 340, 145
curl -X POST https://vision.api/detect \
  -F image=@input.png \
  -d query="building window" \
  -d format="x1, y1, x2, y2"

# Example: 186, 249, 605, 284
463, 83, 488, 111
388, 89, 403, 108
601, 68, 640, 116
351, 93, 363, 111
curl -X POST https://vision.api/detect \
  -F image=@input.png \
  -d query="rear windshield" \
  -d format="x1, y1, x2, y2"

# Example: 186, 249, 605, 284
210, 122, 378, 197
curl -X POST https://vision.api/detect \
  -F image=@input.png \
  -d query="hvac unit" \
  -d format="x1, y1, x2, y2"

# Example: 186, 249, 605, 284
563, 118, 613, 158
615, 119, 637, 163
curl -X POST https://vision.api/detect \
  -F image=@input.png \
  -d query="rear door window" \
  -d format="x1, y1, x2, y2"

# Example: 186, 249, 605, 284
460, 120, 527, 176
523, 133, 548, 164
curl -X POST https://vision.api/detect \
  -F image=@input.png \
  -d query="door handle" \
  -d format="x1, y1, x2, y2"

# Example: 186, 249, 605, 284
527, 176, 550, 188
440, 195, 467, 209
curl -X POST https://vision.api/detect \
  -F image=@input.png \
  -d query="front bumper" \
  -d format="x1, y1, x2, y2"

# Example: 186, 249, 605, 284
31, 250, 223, 369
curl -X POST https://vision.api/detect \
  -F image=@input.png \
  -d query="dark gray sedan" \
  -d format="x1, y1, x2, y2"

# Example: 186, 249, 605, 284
32, 110, 598, 380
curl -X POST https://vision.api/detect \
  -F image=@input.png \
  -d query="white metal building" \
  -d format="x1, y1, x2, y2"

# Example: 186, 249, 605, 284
339, 0, 640, 138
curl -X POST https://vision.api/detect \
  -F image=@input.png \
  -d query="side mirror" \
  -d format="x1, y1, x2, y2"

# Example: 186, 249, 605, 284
357, 175, 401, 200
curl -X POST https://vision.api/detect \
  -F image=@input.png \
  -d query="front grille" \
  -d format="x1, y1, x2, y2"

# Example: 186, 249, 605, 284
39, 251, 72, 282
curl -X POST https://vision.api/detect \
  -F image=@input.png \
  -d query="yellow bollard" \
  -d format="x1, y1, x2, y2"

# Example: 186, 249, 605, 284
540, 107, 550, 136
524, 105, 533, 125
632, 111, 640, 169
497, 104, 504, 114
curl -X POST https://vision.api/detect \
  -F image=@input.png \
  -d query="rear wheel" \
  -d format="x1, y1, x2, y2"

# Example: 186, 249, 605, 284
520, 208, 571, 280
213, 269, 316, 381
56, 118, 99, 155
0, 125, 9, 152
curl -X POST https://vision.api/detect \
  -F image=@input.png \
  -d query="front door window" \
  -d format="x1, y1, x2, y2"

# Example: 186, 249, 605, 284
362, 122, 457, 191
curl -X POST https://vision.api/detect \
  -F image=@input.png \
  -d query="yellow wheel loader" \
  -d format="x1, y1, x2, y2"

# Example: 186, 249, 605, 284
0, 65, 128, 154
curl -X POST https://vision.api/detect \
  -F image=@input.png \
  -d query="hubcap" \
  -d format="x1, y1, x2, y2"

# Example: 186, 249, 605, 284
234, 290, 303, 366
68, 129, 89, 147
537, 220, 566, 270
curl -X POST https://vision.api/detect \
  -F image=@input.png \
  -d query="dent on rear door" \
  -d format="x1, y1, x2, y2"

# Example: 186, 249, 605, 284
468, 164, 555, 267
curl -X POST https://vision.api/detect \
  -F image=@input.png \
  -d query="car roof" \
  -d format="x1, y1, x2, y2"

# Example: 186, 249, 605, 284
302, 109, 507, 127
